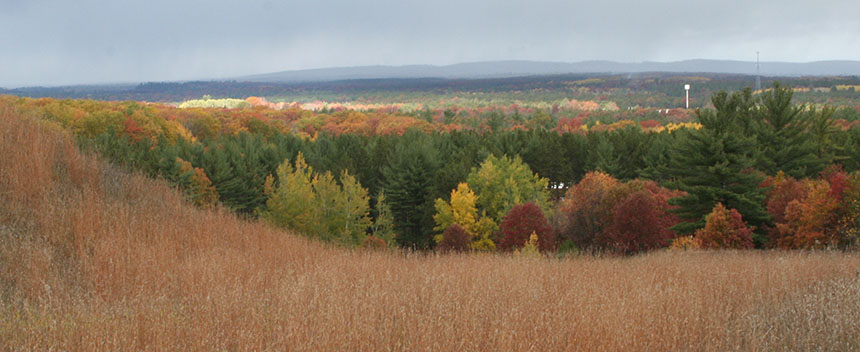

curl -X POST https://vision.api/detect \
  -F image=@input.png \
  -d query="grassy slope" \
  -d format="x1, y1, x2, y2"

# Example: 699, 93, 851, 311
2, 104, 860, 350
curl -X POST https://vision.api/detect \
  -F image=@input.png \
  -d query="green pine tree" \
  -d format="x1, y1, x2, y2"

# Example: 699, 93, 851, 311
808, 106, 847, 166
668, 90, 770, 245
637, 131, 674, 185
382, 134, 440, 249
753, 82, 823, 178
587, 133, 621, 177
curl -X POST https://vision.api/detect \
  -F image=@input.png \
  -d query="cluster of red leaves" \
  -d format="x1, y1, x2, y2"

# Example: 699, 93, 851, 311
556, 172, 683, 254
123, 118, 145, 142
639, 119, 662, 129
497, 202, 554, 252
553, 116, 587, 134
605, 189, 679, 254
764, 167, 860, 249
438, 224, 471, 252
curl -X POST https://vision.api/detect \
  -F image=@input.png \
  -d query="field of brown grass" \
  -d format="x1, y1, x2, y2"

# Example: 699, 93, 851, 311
2, 104, 860, 351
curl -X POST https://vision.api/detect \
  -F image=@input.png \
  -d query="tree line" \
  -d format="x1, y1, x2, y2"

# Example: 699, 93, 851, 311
3, 83, 860, 253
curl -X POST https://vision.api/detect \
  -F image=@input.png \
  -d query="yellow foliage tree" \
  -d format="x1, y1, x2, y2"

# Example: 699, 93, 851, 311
433, 183, 497, 251
263, 152, 318, 236
263, 152, 371, 246
515, 232, 541, 257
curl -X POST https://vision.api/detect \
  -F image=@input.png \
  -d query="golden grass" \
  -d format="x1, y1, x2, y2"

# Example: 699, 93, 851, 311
2, 104, 860, 351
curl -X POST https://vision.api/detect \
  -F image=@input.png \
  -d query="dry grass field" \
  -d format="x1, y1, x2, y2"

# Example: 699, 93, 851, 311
2, 105, 860, 351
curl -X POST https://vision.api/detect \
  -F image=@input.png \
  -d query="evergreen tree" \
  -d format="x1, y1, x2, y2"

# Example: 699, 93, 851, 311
668, 90, 770, 245
587, 132, 621, 177
607, 127, 650, 180
808, 106, 846, 167
754, 82, 822, 178
433, 131, 485, 200
487, 130, 527, 159
558, 132, 589, 186
382, 134, 440, 249
637, 131, 675, 185
840, 128, 860, 172
521, 130, 568, 195
198, 133, 275, 215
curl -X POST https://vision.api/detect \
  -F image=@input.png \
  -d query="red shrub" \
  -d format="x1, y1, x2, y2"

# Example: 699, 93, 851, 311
604, 191, 676, 254
498, 202, 554, 252
762, 173, 806, 226
639, 119, 661, 129
776, 180, 840, 249
822, 165, 848, 201
770, 168, 860, 249
438, 224, 471, 252
556, 171, 619, 249
555, 174, 684, 254
695, 203, 754, 249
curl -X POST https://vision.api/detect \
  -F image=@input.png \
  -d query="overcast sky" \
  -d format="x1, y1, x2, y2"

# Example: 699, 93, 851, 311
1, 0, 859, 87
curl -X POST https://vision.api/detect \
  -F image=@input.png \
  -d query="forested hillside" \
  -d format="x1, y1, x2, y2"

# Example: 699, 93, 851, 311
3, 82, 860, 253
2, 105, 860, 350
6, 73, 860, 111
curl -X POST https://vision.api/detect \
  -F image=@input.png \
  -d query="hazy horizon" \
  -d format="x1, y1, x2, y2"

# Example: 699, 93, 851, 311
2, 0, 859, 87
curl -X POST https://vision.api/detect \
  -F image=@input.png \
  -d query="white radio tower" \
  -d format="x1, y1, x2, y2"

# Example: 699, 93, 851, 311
755, 52, 761, 91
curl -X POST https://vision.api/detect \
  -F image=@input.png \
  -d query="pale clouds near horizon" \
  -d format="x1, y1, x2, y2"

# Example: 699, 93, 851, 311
1, 0, 858, 87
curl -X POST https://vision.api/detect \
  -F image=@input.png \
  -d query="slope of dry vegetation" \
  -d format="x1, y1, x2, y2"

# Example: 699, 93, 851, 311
2, 104, 860, 350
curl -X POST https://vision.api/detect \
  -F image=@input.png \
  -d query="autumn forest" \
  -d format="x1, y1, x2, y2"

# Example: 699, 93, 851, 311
3, 73, 860, 349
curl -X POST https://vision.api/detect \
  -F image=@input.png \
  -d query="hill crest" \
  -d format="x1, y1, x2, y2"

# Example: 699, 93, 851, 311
237, 59, 860, 83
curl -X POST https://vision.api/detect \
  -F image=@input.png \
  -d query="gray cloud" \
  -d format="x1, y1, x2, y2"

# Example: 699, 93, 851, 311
1, 0, 859, 87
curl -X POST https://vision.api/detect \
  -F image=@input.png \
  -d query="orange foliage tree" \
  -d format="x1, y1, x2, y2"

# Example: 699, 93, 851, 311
555, 171, 619, 249
176, 158, 219, 209
768, 167, 860, 249
694, 203, 754, 249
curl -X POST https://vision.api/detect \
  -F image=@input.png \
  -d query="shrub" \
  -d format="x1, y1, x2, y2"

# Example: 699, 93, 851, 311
514, 232, 542, 257
360, 235, 387, 250
770, 168, 860, 249
438, 224, 471, 252
556, 171, 619, 249
176, 157, 219, 209
776, 180, 840, 249
695, 203, 754, 249
761, 172, 806, 244
604, 191, 676, 254
669, 236, 702, 250
498, 202, 554, 252
556, 173, 682, 254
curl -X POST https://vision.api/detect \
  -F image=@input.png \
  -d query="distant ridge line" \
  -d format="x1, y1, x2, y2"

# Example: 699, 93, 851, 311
236, 59, 860, 83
